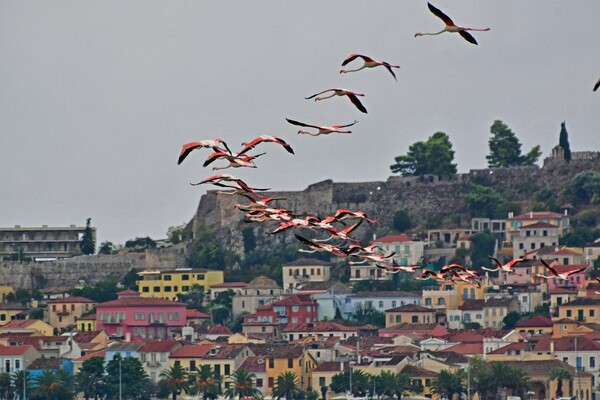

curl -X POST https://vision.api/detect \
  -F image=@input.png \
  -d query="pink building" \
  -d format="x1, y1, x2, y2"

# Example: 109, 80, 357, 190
96, 290, 186, 340
546, 264, 588, 290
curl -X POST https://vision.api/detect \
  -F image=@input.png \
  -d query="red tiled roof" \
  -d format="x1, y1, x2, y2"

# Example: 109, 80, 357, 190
550, 264, 588, 273
386, 304, 435, 313
520, 222, 558, 229
171, 344, 214, 358
516, 315, 553, 328
207, 325, 233, 335
271, 294, 316, 307
47, 296, 95, 304
187, 309, 210, 319
549, 287, 578, 295
442, 328, 510, 343
73, 330, 104, 343
239, 356, 267, 373
139, 340, 181, 353
283, 322, 358, 332
98, 297, 186, 307
210, 282, 248, 288
441, 342, 483, 355
77, 313, 96, 321
0, 344, 34, 356
534, 336, 600, 352
1, 320, 43, 329
75, 349, 106, 362
313, 361, 347, 373
373, 234, 413, 243
487, 341, 526, 355
551, 247, 582, 255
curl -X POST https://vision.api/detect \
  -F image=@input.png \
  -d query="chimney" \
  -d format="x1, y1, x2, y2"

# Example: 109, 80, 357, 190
508, 212, 514, 219
530, 211, 533, 219
340, 361, 344, 371
550, 340, 554, 355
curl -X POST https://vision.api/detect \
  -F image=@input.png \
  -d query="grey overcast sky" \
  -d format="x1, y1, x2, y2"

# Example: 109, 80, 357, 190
1, 1, 599, 247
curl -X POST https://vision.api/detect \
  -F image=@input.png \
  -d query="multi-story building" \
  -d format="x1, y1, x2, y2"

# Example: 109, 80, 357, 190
295, 281, 352, 321
422, 284, 457, 312
210, 282, 247, 301
350, 234, 424, 281
385, 304, 436, 328
0, 304, 28, 326
47, 296, 96, 332
137, 268, 224, 301
447, 299, 484, 330
139, 340, 182, 383
557, 297, 600, 323
245, 294, 318, 326
232, 276, 283, 316
0, 345, 40, 373
0, 224, 96, 260
483, 297, 519, 328
506, 211, 570, 244
282, 322, 358, 341
282, 259, 331, 291
343, 291, 421, 320
512, 222, 560, 259
169, 343, 215, 372
198, 344, 254, 384
584, 240, 600, 265
96, 290, 187, 340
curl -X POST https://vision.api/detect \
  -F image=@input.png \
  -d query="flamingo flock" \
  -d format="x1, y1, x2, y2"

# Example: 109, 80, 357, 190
177, 2, 598, 285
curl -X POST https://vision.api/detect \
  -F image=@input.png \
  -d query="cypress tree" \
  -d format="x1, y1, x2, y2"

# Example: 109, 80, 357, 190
559, 121, 572, 162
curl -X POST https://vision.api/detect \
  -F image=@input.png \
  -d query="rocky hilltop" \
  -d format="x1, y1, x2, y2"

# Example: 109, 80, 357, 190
191, 154, 600, 257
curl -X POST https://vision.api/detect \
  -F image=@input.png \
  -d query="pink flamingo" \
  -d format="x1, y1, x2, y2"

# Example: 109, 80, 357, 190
536, 259, 589, 281
239, 135, 295, 156
333, 209, 378, 224
305, 89, 368, 114
203, 151, 266, 170
286, 118, 358, 136
415, 3, 490, 45
594, 78, 600, 92
340, 54, 400, 81
481, 256, 525, 274
178, 139, 231, 165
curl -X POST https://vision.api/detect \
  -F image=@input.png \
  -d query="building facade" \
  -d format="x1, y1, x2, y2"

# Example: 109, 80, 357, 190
137, 268, 224, 301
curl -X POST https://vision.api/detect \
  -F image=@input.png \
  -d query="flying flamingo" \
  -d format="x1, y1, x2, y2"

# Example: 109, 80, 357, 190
333, 209, 378, 224
594, 78, 600, 92
481, 256, 525, 274
178, 139, 231, 165
313, 220, 363, 243
286, 118, 358, 136
536, 259, 589, 281
415, 3, 490, 45
239, 135, 295, 156
295, 234, 348, 258
235, 194, 285, 210
416, 269, 453, 283
271, 217, 319, 234
191, 174, 270, 197
305, 89, 368, 114
203, 151, 266, 170
340, 54, 401, 81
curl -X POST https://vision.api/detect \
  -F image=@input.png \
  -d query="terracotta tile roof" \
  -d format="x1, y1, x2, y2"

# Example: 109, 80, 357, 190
442, 328, 510, 342
271, 294, 316, 306
249, 343, 304, 358
204, 344, 249, 360
139, 340, 181, 353
379, 323, 440, 332
551, 264, 588, 273
0, 344, 34, 356
441, 342, 483, 355
515, 315, 553, 328
210, 282, 248, 288
28, 357, 63, 370
553, 318, 578, 324
534, 336, 600, 352
283, 322, 358, 333
77, 314, 96, 321
551, 248, 582, 256
423, 351, 468, 364
108, 342, 144, 352
246, 276, 280, 289
1, 320, 43, 329
75, 349, 106, 362
519, 222, 558, 229
297, 281, 350, 292
187, 309, 210, 319
460, 299, 485, 311
563, 297, 600, 306
0, 303, 28, 310
486, 341, 526, 355
239, 356, 267, 372
313, 361, 346, 373
386, 304, 435, 313
207, 325, 233, 335
73, 331, 104, 343
549, 287, 579, 294
372, 234, 414, 243
171, 344, 214, 358
47, 296, 95, 304
402, 365, 436, 377
99, 297, 186, 307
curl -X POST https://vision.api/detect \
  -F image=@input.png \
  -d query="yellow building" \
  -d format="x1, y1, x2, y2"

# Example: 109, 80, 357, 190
0, 303, 29, 325
47, 296, 96, 332
312, 362, 347, 397
137, 268, 224, 300
194, 344, 253, 385
76, 314, 97, 332
170, 343, 216, 372
455, 280, 485, 308
385, 305, 436, 328
0, 319, 54, 336
556, 297, 600, 323
422, 284, 458, 311
249, 343, 317, 394
0, 286, 14, 303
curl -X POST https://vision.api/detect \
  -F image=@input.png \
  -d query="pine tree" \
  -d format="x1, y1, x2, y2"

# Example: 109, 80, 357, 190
80, 218, 95, 255
559, 121, 572, 162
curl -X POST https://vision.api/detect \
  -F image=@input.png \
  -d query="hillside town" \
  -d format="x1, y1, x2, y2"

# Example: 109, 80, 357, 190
2, 210, 600, 400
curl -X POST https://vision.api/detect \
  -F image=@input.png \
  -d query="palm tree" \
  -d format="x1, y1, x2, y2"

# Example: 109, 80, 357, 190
194, 365, 221, 400
272, 372, 305, 400
159, 364, 190, 400
377, 371, 397, 400
431, 369, 464, 400
393, 372, 414, 400
11, 370, 32, 400
33, 370, 73, 400
550, 368, 572, 398
224, 368, 261, 400
0, 372, 14, 400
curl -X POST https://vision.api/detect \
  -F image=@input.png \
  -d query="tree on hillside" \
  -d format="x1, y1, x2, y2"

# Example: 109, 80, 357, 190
125, 236, 156, 250
98, 241, 117, 255
486, 120, 541, 168
390, 132, 457, 178
81, 218, 95, 255
393, 210, 412, 232
469, 231, 496, 271
559, 121, 572, 162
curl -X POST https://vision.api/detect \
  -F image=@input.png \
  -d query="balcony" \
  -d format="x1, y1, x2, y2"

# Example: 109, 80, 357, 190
149, 319, 166, 325
146, 360, 161, 367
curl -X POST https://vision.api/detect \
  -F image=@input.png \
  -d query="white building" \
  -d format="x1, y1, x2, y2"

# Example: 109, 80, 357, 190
282, 258, 331, 291
342, 291, 421, 320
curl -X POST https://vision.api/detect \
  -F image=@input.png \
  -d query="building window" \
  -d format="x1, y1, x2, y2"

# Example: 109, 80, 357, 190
567, 310, 572, 317
411, 315, 419, 323
182, 275, 189, 280
142, 287, 149, 292
591, 357, 596, 369
163, 275, 171, 281
319, 377, 326, 387
224, 365, 230, 375
288, 359, 293, 368
153, 287, 160, 292
292, 306, 299, 312
590, 309, 595, 317
392, 301, 397, 307
256, 378, 263, 387
268, 377, 274, 388
269, 359, 274, 368
165, 286, 172, 292
379, 301, 384, 308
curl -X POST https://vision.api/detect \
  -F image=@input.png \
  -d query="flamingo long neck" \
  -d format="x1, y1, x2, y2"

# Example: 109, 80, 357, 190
464, 27, 490, 32
416, 29, 446, 36
315, 93, 336, 101
340, 66, 367, 74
